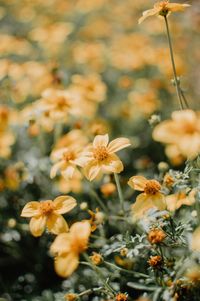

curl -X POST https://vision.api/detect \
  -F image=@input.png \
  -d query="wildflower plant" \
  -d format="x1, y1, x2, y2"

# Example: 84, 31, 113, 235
0, 1, 199, 301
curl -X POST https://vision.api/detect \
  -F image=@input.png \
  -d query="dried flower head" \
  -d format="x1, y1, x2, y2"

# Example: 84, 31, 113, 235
115, 293, 128, 301
148, 228, 166, 244
148, 255, 163, 268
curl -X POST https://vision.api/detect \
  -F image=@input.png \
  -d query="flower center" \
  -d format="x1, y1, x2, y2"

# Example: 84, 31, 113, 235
40, 200, 54, 215
144, 180, 161, 195
93, 146, 109, 161
62, 151, 75, 162
157, 1, 169, 16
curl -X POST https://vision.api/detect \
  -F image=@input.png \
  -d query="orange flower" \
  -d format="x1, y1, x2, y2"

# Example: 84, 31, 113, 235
165, 190, 196, 211
50, 221, 91, 277
21, 196, 77, 237
153, 110, 200, 163
76, 134, 131, 181
128, 176, 166, 219
139, 1, 190, 24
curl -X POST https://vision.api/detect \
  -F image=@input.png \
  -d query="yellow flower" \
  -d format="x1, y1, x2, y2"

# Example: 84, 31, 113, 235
21, 196, 77, 237
128, 176, 166, 219
0, 131, 15, 158
139, 1, 190, 24
50, 146, 83, 179
191, 227, 200, 251
153, 110, 200, 163
165, 190, 196, 211
76, 134, 131, 181
50, 221, 91, 277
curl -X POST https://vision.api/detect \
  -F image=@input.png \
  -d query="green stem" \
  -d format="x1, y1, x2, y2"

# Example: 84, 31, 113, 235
90, 189, 108, 213
78, 287, 103, 297
164, 16, 184, 110
104, 261, 149, 278
114, 173, 125, 214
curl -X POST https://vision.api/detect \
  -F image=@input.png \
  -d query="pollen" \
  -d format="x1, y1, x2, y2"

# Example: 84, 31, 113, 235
62, 151, 75, 162
93, 146, 109, 161
144, 180, 161, 195
39, 200, 55, 215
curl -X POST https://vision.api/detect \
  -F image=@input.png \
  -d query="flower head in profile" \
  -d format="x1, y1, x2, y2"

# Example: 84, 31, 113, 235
153, 110, 200, 164
50, 221, 91, 277
139, 1, 190, 24
166, 189, 196, 211
76, 134, 131, 181
128, 176, 166, 219
21, 196, 77, 237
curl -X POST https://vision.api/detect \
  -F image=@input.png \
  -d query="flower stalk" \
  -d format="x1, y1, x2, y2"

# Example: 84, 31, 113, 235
114, 173, 125, 214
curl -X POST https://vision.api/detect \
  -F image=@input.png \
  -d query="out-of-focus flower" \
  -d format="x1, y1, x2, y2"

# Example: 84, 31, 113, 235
50, 221, 91, 277
115, 293, 128, 301
153, 110, 200, 163
50, 146, 83, 179
76, 134, 131, 181
166, 190, 196, 211
64, 293, 78, 301
0, 131, 15, 158
21, 196, 77, 237
100, 182, 116, 197
57, 171, 83, 194
191, 227, 200, 251
185, 266, 200, 283
139, 1, 190, 24
128, 176, 166, 219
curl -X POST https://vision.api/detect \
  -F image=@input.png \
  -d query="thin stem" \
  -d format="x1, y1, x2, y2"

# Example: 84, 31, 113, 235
78, 287, 103, 297
90, 188, 108, 213
164, 16, 184, 110
104, 261, 149, 278
114, 173, 125, 214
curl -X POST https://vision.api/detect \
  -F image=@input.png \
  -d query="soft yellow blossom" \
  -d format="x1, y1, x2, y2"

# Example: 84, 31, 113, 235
76, 134, 131, 181
50, 221, 91, 277
166, 190, 196, 211
153, 110, 200, 163
139, 1, 190, 24
21, 196, 77, 237
128, 176, 166, 219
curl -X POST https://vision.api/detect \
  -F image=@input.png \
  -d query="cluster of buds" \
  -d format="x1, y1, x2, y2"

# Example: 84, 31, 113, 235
148, 255, 163, 268
115, 293, 128, 301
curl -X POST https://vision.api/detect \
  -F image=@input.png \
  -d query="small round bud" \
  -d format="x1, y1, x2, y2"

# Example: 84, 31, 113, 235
115, 293, 128, 301
95, 211, 105, 224
90, 252, 103, 265
80, 202, 88, 210
64, 293, 78, 301
158, 162, 169, 172
191, 210, 197, 217
148, 114, 161, 126
120, 248, 128, 257
100, 182, 116, 197
8, 218, 16, 228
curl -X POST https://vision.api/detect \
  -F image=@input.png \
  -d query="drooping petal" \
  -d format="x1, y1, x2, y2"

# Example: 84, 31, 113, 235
101, 154, 124, 174
107, 137, 131, 154
50, 161, 66, 179
83, 161, 101, 181
50, 233, 71, 256
128, 176, 148, 191
53, 195, 77, 214
54, 253, 79, 277
167, 3, 190, 12
70, 221, 91, 244
21, 202, 40, 217
138, 8, 159, 24
47, 214, 69, 235
93, 134, 109, 148
29, 215, 47, 237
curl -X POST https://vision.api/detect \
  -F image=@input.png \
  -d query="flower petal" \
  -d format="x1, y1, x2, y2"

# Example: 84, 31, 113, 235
21, 202, 40, 217
128, 176, 147, 191
101, 154, 124, 174
138, 8, 159, 24
83, 161, 101, 181
107, 137, 131, 153
167, 3, 190, 12
50, 161, 66, 179
61, 165, 76, 179
54, 253, 79, 277
53, 195, 77, 214
47, 214, 69, 235
50, 233, 71, 256
70, 221, 91, 242
29, 215, 47, 237
93, 134, 109, 148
